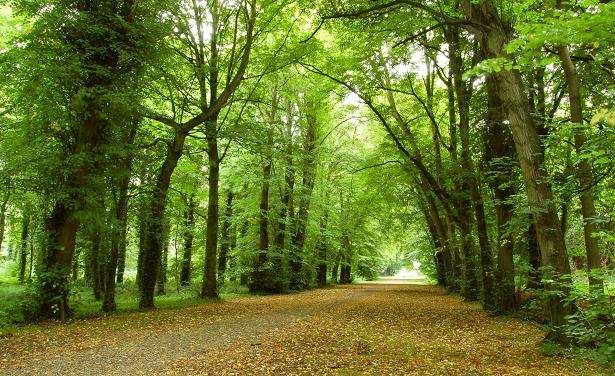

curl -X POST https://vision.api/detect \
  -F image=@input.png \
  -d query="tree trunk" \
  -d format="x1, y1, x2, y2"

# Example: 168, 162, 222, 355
484, 74, 516, 312
252, 127, 275, 292
0, 193, 9, 253
19, 212, 30, 283
103, 123, 137, 311
557, 44, 602, 290
331, 251, 341, 283
289, 109, 318, 290
180, 194, 196, 287
139, 130, 186, 309
449, 30, 494, 308
89, 230, 103, 301
218, 191, 233, 284
461, 0, 572, 335
157, 220, 170, 296
201, 122, 220, 298
316, 209, 329, 287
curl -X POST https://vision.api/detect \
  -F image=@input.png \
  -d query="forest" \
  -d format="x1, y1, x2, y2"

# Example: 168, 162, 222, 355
0, 0, 614, 374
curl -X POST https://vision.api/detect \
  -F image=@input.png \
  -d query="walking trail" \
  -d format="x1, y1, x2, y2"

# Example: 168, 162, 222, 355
0, 282, 605, 375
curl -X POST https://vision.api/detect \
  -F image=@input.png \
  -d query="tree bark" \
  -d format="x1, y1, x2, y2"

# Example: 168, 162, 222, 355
449, 29, 493, 306
557, 44, 602, 289
0, 193, 9, 253
103, 122, 137, 311
461, 0, 572, 334
19, 212, 30, 283
316, 209, 329, 287
484, 74, 516, 312
218, 191, 233, 284
139, 130, 186, 309
180, 194, 196, 286
289, 108, 318, 290
90, 230, 103, 301
201, 122, 220, 298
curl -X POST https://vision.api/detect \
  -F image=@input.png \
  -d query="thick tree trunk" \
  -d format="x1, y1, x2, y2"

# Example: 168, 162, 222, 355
201, 124, 220, 298
461, 1, 572, 334
218, 191, 233, 284
557, 45, 602, 290
139, 131, 186, 309
289, 110, 318, 290
180, 195, 196, 286
484, 74, 516, 312
19, 212, 30, 283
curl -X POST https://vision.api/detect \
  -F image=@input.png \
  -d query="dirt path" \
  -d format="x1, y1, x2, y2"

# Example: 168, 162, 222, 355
0, 283, 606, 375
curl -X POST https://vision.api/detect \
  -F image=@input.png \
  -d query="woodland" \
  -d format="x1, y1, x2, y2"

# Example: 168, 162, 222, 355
0, 0, 614, 372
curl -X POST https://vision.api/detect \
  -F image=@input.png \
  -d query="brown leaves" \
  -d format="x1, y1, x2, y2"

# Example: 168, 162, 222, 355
0, 284, 606, 376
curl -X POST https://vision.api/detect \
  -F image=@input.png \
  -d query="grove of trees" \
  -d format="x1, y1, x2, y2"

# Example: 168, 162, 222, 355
0, 0, 613, 349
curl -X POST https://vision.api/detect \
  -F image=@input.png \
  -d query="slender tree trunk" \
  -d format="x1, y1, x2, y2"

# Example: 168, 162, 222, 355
331, 251, 341, 283
450, 30, 494, 308
157, 220, 170, 296
202, 121, 220, 298
19, 212, 30, 283
90, 231, 103, 301
180, 194, 196, 287
218, 191, 233, 284
316, 209, 329, 287
557, 44, 602, 289
0, 193, 9, 253
103, 123, 137, 311
252, 125, 275, 292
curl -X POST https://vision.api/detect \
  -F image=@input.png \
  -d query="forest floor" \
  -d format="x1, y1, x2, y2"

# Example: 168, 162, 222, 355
0, 281, 608, 375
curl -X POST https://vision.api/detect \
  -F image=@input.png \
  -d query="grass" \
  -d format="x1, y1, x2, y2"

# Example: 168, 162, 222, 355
0, 279, 251, 333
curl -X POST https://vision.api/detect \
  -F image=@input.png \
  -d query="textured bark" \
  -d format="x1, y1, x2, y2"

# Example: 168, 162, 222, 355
461, 0, 571, 333
180, 195, 196, 286
484, 74, 516, 312
339, 234, 352, 285
201, 122, 220, 298
38, 0, 140, 321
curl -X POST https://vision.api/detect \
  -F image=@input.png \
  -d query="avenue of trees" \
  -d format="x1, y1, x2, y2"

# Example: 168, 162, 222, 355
0, 0, 613, 348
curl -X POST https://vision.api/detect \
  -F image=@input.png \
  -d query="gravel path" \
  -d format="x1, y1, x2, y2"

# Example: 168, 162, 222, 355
0, 283, 606, 375
0, 286, 374, 375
